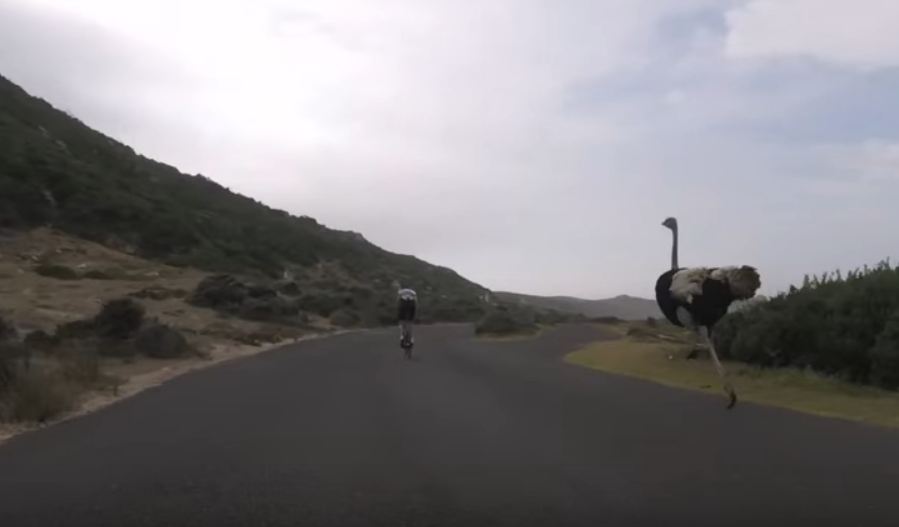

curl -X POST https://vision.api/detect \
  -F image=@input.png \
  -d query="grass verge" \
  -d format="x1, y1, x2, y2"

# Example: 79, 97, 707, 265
565, 324, 899, 429
475, 325, 547, 342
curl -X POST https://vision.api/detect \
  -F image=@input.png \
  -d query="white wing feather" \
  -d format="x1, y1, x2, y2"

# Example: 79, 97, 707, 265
669, 267, 711, 304
670, 266, 761, 304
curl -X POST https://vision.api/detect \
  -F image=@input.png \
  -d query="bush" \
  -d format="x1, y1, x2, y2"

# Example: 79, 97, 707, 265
329, 309, 360, 327
475, 306, 538, 336
592, 316, 623, 324
535, 309, 568, 325
0, 336, 114, 423
56, 319, 96, 340
247, 284, 277, 299
58, 346, 102, 385
35, 263, 79, 280
870, 311, 899, 389
276, 281, 301, 296
2, 369, 75, 423
190, 274, 248, 309
83, 269, 115, 280
93, 298, 145, 339
24, 330, 57, 352
129, 286, 188, 300
626, 326, 662, 341
0, 342, 18, 393
715, 261, 899, 388
190, 274, 308, 323
0, 315, 15, 341
300, 293, 348, 317
239, 296, 300, 321
135, 324, 190, 359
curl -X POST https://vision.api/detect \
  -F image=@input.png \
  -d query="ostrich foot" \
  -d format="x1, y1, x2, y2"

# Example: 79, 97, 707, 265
724, 382, 738, 410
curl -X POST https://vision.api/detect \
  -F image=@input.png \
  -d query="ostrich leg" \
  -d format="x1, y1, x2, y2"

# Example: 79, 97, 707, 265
699, 326, 738, 409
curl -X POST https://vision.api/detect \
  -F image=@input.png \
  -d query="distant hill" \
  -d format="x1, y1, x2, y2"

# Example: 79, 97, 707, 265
0, 74, 487, 323
494, 292, 660, 320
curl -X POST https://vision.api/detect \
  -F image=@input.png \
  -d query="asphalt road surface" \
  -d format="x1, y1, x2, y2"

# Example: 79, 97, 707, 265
2, 324, 898, 527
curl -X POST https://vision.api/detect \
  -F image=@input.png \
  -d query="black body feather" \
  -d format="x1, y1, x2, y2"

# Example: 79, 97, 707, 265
655, 267, 738, 330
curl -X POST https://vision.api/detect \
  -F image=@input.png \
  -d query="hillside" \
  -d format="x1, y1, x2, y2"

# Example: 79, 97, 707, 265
0, 74, 487, 323
494, 291, 659, 320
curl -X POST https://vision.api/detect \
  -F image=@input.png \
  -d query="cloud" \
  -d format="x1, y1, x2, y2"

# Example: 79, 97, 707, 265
1, 0, 898, 299
725, 0, 899, 69
813, 140, 899, 181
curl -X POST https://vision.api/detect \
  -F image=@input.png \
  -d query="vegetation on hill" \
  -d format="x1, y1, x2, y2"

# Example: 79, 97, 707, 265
493, 291, 659, 320
0, 298, 193, 422
474, 304, 584, 337
0, 74, 487, 322
715, 261, 899, 389
475, 305, 540, 337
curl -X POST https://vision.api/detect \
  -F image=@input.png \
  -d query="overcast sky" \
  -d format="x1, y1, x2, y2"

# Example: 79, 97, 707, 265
2, 0, 898, 299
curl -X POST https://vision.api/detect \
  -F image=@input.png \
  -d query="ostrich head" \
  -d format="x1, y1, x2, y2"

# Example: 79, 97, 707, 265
662, 217, 678, 230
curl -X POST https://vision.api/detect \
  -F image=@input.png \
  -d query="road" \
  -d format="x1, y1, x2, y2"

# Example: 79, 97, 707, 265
1, 324, 898, 526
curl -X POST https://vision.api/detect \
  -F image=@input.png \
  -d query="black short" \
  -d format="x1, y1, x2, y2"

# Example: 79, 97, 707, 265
398, 300, 416, 321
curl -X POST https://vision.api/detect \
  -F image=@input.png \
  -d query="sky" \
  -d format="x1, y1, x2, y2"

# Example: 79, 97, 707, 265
1, 0, 898, 299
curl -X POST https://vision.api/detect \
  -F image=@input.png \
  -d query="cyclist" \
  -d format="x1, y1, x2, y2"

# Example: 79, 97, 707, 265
397, 287, 417, 348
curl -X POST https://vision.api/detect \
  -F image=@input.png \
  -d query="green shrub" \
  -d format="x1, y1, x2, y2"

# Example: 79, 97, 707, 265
535, 309, 564, 325
239, 296, 300, 321
247, 284, 277, 299
58, 346, 102, 385
592, 316, 623, 324
3, 369, 75, 423
300, 293, 348, 317
24, 330, 57, 352
870, 311, 899, 389
0, 342, 18, 393
475, 306, 538, 336
329, 309, 360, 327
83, 269, 118, 280
190, 274, 248, 309
135, 324, 190, 359
56, 319, 96, 340
34, 263, 79, 280
626, 326, 653, 339
0, 315, 15, 341
93, 298, 145, 339
129, 286, 188, 300
276, 281, 301, 296
715, 261, 899, 388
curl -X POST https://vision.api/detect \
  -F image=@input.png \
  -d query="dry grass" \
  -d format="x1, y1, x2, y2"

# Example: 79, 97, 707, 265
566, 322, 899, 429
476, 326, 547, 342
0, 229, 332, 436
0, 228, 325, 349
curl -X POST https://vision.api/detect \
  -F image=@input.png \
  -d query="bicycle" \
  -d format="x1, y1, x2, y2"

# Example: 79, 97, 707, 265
400, 322, 414, 360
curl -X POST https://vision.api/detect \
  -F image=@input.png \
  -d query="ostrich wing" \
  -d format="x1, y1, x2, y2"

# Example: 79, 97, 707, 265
669, 267, 712, 304
710, 266, 761, 299
670, 266, 761, 304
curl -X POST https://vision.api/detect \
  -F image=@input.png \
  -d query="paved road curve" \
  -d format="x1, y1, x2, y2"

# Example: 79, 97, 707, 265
1, 324, 898, 526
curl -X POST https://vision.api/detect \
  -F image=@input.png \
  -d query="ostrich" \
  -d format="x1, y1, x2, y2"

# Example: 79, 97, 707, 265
655, 217, 761, 409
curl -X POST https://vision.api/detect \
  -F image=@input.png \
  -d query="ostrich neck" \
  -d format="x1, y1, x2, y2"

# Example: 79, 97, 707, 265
670, 227, 679, 270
